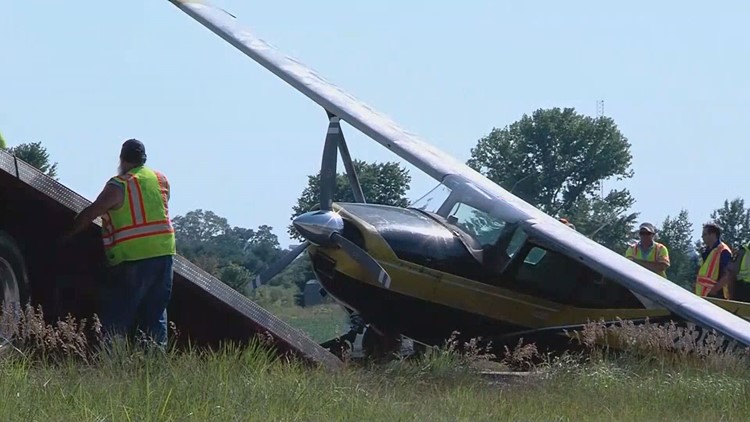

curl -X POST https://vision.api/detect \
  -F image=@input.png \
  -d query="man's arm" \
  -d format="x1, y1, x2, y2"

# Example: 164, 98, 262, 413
634, 259, 668, 274
711, 249, 740, 296
64, 183, 123, 239
651, 244, 671, 274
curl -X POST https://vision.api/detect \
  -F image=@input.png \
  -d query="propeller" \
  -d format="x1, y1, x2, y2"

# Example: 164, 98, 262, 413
249, 112, 391, 290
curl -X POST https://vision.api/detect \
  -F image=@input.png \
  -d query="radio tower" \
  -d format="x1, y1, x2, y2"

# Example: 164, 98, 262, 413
596, 100, 605, 199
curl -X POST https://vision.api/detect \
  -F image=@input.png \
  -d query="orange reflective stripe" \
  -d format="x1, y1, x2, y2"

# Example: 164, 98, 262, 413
154, 171, 169, 213
103, 220, 174, 248
115, 175, 146, 225
695, 243, 730, 296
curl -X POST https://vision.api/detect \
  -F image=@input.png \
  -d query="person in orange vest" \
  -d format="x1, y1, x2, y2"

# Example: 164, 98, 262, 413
558, 217, 576, 230
695, 222, 733, 299
62, 139, 176, 347
624, 222, 670, 277
709, 243, 750, 301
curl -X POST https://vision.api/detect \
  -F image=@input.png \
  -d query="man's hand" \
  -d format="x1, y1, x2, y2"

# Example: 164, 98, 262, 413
633, 259, 668, 275
63, 183, 123, 241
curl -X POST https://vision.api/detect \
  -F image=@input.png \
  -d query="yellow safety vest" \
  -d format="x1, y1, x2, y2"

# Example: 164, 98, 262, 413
100, 166, 176, 266
737, 245, 750, 283
625, 241, 668, 277
695, 241, 731, 298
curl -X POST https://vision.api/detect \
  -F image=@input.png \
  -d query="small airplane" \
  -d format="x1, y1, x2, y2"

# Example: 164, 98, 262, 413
167, 0, 750, 358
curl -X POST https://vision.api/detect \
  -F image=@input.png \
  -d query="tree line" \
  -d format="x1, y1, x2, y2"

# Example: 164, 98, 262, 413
3, 108, 747, 304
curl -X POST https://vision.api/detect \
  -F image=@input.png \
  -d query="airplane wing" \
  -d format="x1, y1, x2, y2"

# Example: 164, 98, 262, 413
166, 0, 750, 347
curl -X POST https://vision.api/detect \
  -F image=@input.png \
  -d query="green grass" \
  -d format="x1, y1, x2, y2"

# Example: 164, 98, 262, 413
1, 339, 750, 421
3, 305, 750, 421
265, 303, 351, 343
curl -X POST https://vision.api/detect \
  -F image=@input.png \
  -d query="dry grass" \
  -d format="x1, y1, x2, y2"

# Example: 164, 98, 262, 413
565, 318, 750, 372
1, 305, 749, 420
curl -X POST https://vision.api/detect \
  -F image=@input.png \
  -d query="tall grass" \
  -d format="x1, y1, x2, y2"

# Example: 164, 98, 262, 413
1, 306, 750, 420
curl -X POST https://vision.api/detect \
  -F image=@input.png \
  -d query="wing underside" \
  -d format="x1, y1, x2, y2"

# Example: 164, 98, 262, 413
166, 0, 750, 347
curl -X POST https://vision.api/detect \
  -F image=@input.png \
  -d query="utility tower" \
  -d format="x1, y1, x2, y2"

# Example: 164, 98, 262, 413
596, 100, 605, 198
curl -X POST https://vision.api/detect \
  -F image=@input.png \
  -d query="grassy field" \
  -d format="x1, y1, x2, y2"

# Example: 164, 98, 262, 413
264, 303, 350, 343
2, 306, 750, 421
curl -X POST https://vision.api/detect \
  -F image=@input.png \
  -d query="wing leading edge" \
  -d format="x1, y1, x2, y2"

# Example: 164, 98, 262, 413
166, 0, 750, 347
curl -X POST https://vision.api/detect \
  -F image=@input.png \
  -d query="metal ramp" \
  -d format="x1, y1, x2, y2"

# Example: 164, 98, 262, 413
0, 148, 343, 370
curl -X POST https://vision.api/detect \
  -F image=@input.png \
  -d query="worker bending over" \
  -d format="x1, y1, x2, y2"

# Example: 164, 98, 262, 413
64, 139, 175, 347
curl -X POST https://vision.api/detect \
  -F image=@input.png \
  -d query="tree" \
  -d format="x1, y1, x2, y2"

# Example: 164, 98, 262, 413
709, 198, 750, 251
288, 160, 411, 240
657, 209, 696, 289
219, 263, 253, 291
173, 209, 231, 244
467, 107, 638, 250
467, 107, 633, 216
0, 131, 6, 149
171, 208, 313, 302
564, 189, 639, 252
7, 141, 59, 179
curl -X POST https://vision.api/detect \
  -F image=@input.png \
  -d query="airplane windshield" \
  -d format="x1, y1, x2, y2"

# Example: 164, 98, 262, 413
410, 175, 527, 248
409, 182, 452, 214
446, 202, 506, 247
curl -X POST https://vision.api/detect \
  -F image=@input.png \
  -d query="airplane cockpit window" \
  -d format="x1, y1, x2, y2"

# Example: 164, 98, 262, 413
447, 202, 506, 247
505, 228, 529, 259
410, 182, 452, 215
505, 244, 644, 309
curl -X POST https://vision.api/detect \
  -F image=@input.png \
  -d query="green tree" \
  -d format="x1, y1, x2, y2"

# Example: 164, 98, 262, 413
0, 131, 6, 149
288, 160, 411, 240
172, 208, 312, 300
467, 107, 638, 250
709, 198, 750, 251
173, 209, 230, 244
467, 107, 633, 216
7, 141, 59, 179
564, 189, 638, 252
219, 263, 253, 291
657, 209, 695, 289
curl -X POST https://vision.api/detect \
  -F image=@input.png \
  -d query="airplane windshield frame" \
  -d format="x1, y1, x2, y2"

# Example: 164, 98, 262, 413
411, 175, 526, 248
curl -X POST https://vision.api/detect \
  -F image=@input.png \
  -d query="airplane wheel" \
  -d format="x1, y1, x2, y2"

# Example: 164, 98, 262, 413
0, 231, 30, 352
361, 325, 400, 362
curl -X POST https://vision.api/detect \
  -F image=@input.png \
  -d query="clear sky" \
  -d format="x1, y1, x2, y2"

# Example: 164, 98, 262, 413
2, 0, 748, 248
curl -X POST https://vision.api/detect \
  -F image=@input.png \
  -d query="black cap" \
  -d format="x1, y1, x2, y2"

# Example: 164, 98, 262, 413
120, 138, 147, 165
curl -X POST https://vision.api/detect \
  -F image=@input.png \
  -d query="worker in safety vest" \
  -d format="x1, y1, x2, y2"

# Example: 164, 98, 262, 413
558, 218, 576, 231
710, 243, 750, 302
695, 222, 732, 299
63, 139, 175, 346
624, 222, 670, 278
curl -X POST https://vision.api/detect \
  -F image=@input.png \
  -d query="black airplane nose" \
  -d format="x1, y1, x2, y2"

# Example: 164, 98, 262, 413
292, 210, 344, 246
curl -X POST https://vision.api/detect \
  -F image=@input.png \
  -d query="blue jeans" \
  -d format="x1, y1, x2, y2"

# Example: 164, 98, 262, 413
99, 255, 174, 347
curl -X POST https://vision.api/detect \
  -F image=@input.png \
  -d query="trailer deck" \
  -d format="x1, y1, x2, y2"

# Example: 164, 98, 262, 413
0, 148, 343, 370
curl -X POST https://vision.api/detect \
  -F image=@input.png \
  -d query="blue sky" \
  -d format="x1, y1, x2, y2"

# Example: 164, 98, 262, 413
1, 0, 748, 248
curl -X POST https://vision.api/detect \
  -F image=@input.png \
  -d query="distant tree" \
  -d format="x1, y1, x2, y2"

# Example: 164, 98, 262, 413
7, 141, 59, 179
219, 263, 253, 291
467, 107, 638, 250
289, 160, 411, 240
172, 208, 312, 299
657, 209, 696, 289
0, 131, 6, 149
173, 209, 230, 244
709, 198, 750, 251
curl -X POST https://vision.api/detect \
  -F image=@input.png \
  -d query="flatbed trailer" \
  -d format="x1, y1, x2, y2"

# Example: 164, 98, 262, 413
0, 147, 343, 370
